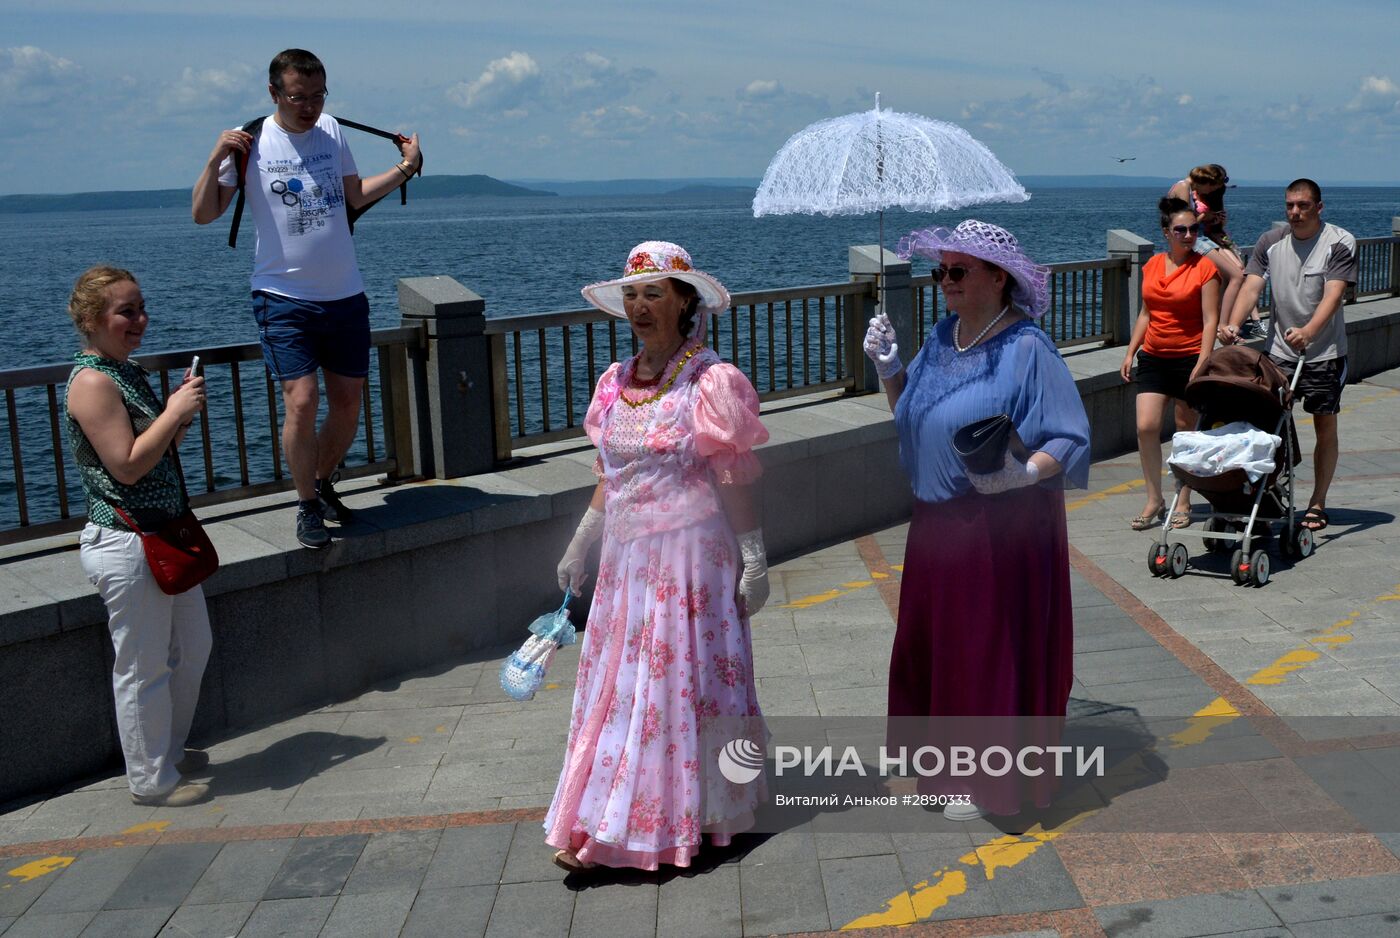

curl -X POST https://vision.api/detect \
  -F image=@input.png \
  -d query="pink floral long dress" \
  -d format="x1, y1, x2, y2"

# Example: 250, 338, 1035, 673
543, 341, 769, 870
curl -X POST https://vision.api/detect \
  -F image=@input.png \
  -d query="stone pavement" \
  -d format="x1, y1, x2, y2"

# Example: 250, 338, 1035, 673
2, 366, 1400, 937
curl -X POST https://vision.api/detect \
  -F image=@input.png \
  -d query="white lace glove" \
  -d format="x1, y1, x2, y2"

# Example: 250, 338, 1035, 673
967, 451, 1041, 495
736, 529, 770, 616
862, 313, 904, 381
557, 507, 604, 595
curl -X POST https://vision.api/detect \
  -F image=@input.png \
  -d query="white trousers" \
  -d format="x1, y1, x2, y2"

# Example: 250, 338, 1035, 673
78, 523, 212, 796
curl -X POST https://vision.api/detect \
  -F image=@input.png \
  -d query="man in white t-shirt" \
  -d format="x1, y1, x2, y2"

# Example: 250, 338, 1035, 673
192, 49, 421, 549
1221, 178, 1357, 534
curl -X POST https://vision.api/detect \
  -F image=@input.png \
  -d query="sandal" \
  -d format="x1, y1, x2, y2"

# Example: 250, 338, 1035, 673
1168, 511, 1193, 529
1130, 506, 1167, 531
1299, 508, 1329, 531
552, 849, 598, 873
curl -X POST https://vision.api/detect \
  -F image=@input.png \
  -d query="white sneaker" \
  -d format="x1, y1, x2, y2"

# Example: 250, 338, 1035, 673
943, 800, 986, 821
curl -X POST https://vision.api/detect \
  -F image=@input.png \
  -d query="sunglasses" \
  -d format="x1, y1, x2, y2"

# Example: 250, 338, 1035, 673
930, 264, 976, 283
1170, 224, 1202, 237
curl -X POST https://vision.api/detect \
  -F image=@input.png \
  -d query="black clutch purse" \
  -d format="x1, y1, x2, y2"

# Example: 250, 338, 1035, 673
953, 414, 1029, 474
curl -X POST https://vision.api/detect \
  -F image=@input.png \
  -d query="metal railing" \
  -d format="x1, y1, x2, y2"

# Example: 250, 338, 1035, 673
0, 326, 423, 545
911, 256, 1131, 352
1353, 235, 1400, 299
484, 280, 875, 459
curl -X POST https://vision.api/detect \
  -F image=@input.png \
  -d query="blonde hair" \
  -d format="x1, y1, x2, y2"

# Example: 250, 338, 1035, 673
68, 265, 138, 338
1188, 164, 1228, 187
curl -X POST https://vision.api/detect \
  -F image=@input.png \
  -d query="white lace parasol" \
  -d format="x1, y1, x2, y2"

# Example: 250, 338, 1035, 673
752, 97, 1028, 218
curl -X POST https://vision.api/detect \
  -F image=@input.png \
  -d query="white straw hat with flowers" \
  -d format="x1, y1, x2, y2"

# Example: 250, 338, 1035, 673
581, 241, 731, 318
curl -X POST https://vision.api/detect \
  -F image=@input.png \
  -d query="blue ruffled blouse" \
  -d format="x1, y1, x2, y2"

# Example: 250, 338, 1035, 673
894, 317, 1091, 503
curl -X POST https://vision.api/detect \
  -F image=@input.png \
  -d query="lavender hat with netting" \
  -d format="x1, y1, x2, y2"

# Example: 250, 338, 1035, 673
896, 220, 1051, 318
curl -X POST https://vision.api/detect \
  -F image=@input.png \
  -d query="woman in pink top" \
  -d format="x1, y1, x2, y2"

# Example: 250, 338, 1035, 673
546, 242, 770, 872
1167, 164, 1262, 338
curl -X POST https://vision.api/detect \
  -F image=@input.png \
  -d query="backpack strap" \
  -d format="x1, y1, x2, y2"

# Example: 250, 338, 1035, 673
336, 117, 419, 233
226, 115, 415, 244
227, 116, 266, 249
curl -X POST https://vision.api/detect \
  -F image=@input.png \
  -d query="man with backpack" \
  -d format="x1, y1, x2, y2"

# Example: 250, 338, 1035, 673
191, 48, 421, 549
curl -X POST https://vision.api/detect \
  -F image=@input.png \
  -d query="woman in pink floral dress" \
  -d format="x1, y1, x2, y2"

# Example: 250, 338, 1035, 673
546, 241, 771, 872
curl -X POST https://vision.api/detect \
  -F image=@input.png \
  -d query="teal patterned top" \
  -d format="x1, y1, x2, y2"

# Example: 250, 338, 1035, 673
65, 353, 186, 531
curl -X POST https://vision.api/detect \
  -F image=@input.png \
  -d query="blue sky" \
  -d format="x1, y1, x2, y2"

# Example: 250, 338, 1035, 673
3, 0, 1399, 194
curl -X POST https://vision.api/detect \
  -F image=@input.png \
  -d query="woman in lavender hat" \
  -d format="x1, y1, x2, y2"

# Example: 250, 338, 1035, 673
864, 220, 1090, 821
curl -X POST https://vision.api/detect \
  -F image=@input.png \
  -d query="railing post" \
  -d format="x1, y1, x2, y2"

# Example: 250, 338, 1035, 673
397, 276, 496, 478
1390, 216, 1400, 297
1106, 230, 1153, 346
849, 245, 911, 393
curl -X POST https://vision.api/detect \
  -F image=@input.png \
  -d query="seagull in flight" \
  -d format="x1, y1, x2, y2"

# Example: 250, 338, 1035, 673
1113, 156, 1137, 163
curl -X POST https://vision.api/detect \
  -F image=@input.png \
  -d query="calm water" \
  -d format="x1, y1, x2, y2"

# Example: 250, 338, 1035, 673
6, 186, 1398, 369
2, 187, 1396, 527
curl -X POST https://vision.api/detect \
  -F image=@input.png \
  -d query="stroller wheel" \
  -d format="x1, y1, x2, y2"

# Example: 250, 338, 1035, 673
1293, 526, 1315, 559
1203, 517, 1229, 553
1147, 543, 1170, 577
1249, 549, 1271, 587
1230, 548, 1249, 585
1168, 543, 1189, 578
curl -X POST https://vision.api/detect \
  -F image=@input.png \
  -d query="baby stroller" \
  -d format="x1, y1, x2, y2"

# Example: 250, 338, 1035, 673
1146, 346, 1310, 587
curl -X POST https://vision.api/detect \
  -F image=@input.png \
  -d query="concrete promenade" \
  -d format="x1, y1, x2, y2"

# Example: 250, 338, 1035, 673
1, 364, 1399, 937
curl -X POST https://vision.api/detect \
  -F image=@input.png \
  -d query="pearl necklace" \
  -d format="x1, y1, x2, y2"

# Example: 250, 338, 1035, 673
953, 305, 1011, 353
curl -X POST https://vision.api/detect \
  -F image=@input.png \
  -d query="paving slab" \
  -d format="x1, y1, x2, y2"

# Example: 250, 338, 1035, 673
101, 843, 221, 911
319, 888, 417, 938
155, 901, 255, 937
261, 835, 368, 901
399, 885, 496, 938
236, 896, 337, 938
1094, 890, 1283, 937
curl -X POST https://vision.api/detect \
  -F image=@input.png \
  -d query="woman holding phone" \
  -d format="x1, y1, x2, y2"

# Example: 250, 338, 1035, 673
65, 266, 214, 807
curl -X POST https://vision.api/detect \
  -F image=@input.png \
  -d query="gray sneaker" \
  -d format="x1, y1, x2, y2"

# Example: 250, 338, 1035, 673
296, 504, 331, 549
1239, 319, 1268, 340
316, 472, 354, 524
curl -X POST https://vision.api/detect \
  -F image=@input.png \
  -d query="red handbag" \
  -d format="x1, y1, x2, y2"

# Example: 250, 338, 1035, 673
108, 503, 219, 596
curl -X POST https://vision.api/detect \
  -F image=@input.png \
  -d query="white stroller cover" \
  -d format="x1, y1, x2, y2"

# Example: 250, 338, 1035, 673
1168, 421, 1282, 483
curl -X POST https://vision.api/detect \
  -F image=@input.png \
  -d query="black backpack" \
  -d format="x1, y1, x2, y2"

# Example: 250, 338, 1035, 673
227, 116, 420, 248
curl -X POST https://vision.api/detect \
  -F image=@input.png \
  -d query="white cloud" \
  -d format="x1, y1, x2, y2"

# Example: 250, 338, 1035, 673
0, 45, 81, 99
1360, 75, 1399, 96
1177, 94, 1193, 105
159, 64, 255, 116
448, 51, 540, 109
744, 79, 781, 99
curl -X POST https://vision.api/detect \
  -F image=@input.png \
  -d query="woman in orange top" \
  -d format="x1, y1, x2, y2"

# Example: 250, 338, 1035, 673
1120, 197, 1220, 530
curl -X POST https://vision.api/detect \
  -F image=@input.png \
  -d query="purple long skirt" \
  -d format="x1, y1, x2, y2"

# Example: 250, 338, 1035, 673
887, 486, 1075, 816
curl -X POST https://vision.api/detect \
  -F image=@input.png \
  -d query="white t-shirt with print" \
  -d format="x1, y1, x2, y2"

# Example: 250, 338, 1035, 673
218, 114, 364, 301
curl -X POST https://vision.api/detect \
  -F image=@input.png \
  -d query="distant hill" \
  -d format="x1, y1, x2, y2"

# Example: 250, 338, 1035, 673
507, 177, 760, 196
405, 175, 555, 198
665, 184, 757, 196
0, 174, 554, 214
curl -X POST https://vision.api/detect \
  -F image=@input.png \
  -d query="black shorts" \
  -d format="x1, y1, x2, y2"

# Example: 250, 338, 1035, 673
1271, 355, 1347, 415
1134, 351, 1196, 399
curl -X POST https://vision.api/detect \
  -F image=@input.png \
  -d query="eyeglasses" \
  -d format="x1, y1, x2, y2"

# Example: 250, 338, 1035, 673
279, 90, 329, 106
1170, 224, 1202, 237
930, 264, 975, 284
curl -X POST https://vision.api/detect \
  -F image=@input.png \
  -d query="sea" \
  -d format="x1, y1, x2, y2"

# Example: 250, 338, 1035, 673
2, 186, 1396, 528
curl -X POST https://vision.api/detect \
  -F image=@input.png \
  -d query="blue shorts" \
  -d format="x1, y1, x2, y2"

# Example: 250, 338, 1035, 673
252, 291, 370, 381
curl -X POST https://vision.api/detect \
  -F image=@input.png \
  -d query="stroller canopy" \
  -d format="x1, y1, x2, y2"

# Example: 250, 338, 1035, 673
1184, 346, 1290, 430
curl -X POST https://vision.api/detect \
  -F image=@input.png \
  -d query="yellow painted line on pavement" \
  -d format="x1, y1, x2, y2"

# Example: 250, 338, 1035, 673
780, 568, 900, 610
839, 576, 1400, 928
4, 856, 74, 886
121, 820, 171, 835
1065, 478, 1144, 514
842, 823, 1080, 929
